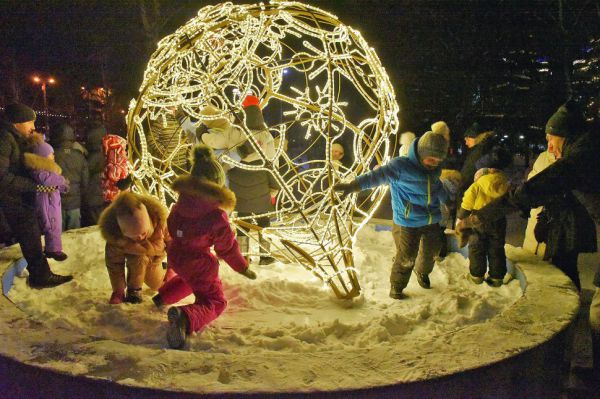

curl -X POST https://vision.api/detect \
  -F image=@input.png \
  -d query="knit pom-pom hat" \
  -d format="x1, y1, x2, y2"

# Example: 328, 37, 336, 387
190, 144, 225, 186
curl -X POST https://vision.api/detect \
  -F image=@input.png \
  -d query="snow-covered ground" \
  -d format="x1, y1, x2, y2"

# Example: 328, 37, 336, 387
3, 224, 524, 392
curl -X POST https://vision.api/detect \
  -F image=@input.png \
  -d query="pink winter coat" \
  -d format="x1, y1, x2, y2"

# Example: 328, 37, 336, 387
167, 176, 247, 284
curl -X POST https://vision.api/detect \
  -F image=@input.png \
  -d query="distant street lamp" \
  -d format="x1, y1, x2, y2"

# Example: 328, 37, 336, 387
32, 75, 56, 133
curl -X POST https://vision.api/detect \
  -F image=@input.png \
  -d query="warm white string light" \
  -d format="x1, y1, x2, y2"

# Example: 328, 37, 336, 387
126, 0, 400, 299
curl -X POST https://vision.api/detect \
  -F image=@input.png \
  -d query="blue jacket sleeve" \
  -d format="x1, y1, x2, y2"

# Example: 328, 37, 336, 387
356, 158, 403, 190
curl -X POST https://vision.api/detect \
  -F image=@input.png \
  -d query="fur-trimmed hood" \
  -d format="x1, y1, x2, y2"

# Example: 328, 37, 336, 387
23, 153, 62, 175
98, 192, 168, 245
22, 132, 62, 174
171, 175, 236, 214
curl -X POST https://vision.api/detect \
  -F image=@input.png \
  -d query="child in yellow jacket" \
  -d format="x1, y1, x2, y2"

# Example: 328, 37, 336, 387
456, 146, 512, 287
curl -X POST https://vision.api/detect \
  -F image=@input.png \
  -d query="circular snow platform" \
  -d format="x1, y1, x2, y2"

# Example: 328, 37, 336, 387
0, 225, 579, 399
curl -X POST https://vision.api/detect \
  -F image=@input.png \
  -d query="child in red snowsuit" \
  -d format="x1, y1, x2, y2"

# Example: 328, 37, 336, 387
157, 144, 257, 349
101, 134, 128, 202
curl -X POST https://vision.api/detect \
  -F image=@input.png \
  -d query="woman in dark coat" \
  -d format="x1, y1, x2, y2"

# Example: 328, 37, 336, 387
464, 101, 600, 378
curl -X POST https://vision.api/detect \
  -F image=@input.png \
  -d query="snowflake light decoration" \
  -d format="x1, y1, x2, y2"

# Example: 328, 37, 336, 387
126, 1, 400, 299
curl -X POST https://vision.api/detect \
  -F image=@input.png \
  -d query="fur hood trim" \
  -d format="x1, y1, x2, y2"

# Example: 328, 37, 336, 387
473, 131, 495, 146
98, 193, 168, 244
172, 175, 236, 212
23, 152, 62, 175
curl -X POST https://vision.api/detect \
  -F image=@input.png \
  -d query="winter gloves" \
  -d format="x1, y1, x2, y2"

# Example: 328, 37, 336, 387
332, 180, 361, 196
240, 267, 257, 280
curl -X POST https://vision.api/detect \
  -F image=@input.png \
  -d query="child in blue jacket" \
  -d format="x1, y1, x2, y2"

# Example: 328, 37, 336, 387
334, 130, 449, 299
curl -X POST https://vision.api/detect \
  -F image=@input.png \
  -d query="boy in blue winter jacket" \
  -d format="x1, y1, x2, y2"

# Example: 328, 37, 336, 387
334, 130, 449, 299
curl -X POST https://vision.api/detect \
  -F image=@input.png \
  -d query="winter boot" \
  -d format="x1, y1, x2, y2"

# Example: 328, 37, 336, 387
124, 287, 143, 304
485, 277, 503, 287
414, 271, 431, 289
389, 285, 405, 299
44, 251, 68, 261
109, 290, 125, 304
467, 273, 484, 285
167, 307, 189, 349
259, 256, 276, 265
27, 272, 73, 289
152, 293, 165, 309
258, 235, 275, 265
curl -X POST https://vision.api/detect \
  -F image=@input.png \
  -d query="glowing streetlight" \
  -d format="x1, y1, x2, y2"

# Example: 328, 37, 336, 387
32, 75, 56, 133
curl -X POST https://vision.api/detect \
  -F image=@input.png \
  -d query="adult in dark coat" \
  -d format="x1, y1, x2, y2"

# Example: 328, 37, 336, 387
51, 123, 89, 230
227, 159, 280, 264
459, 122, 496, 195
462, 101, 600, 379
83, 123, 106, 226
0, 103, 73, 288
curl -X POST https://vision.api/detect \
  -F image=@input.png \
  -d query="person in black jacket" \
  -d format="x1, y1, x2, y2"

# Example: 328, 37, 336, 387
0, 103, 72, 288
51, 123, 89, 230
82, 122, 106, 226
461, 100, 600, 380
459, 121, 496, 197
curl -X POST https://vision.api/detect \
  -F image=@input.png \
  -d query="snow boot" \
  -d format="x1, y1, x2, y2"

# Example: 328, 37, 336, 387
485, 277, 503, 287
414, 271, 431, 289
124, 287, 143, 304
44, 251, 68, 261
27, 272, 73, 289
258, 235, 275, 265
259, 256, 276, 265
389, 285, 405, 299
167, 307, 189, 349
109, 290, 125, 304
467, 273, 484, 285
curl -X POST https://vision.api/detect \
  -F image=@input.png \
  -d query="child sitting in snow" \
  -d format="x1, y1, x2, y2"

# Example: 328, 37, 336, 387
26, 137, 70, 261
153, 144, 257, 349
456, 145, 512, 287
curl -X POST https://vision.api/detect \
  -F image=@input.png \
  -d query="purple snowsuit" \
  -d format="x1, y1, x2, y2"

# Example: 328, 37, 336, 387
31, 143, 69, 253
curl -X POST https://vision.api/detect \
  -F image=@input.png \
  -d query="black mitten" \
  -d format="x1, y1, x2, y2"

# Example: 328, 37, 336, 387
333, 180, 361, 196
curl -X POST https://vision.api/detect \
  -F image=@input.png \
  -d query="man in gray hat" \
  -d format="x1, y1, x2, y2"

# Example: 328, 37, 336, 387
0, 103, 73, 288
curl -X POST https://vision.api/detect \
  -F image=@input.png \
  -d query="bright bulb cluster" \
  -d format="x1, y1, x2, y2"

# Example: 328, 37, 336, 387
126, 1, 400, 299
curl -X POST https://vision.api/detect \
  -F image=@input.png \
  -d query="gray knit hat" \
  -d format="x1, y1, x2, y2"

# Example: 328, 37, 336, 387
190, 144, 225, 186
417, 131, 449, 160
4, 103, 36, 123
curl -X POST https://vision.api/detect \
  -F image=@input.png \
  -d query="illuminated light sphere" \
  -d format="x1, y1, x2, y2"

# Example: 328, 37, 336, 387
126, 0, 400, 299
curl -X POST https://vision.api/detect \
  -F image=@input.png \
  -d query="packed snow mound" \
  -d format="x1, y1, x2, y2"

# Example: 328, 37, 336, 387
8, 225, 521, 354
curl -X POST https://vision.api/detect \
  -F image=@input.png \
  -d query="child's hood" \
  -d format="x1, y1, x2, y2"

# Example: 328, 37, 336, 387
171, 175, 236, 216
23, 153, 62, 175
475, 171, 509, 197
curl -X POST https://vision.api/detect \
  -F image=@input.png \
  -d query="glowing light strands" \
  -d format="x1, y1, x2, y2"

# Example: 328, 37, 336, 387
126, 1, 400, 299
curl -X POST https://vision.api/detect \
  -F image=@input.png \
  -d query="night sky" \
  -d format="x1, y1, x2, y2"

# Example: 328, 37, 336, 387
1, 0, 598, 139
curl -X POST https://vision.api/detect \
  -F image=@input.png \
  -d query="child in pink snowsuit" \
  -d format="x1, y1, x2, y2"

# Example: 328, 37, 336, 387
29, 141, 69, 261
157, 144, 257, 349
